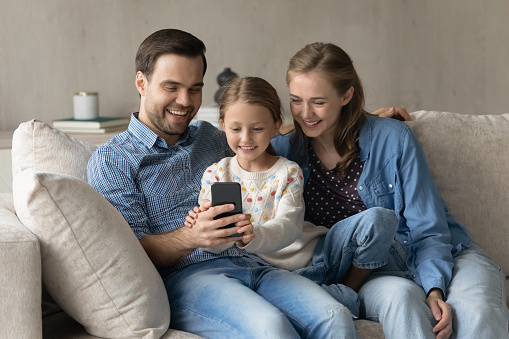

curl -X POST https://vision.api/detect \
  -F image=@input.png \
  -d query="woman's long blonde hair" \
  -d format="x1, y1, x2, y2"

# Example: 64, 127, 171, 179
286, 42, 367, 178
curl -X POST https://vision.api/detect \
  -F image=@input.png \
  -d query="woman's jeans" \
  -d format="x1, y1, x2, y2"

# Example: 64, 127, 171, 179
359, 241, 509, 339
295, 207, 399, 317
164, 256, 359, 339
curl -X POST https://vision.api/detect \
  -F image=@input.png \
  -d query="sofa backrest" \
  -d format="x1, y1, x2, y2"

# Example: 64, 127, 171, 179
406, 111, 509, 278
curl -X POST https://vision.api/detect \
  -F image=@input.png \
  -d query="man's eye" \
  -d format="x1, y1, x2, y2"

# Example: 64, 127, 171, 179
190, 88, 201, 93
314, 102, 325, 106
165, 87, 177, 92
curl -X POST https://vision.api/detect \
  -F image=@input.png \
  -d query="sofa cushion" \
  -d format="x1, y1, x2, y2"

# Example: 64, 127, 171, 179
12, 119, 97, 181
407, 111, 509, 278
13, 169, 170, 339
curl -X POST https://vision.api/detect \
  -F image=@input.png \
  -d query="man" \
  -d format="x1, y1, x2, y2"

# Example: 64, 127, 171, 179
87, 28, 362, 338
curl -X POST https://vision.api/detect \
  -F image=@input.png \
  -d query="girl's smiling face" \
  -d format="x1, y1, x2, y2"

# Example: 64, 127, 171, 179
221, 101, 281, 172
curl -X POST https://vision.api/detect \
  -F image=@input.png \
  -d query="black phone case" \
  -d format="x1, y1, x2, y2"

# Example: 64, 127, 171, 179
211, 182, 243, 236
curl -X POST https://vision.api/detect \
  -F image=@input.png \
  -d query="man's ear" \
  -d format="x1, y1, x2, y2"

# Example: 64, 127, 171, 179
135, 71, 147, 96
341, 86, 355, 106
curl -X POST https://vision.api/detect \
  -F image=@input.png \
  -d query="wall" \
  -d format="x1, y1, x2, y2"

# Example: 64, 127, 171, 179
1, 0, 508, 130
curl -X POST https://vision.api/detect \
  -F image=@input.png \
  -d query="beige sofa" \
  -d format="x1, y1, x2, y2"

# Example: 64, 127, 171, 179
0, 110, 508, 339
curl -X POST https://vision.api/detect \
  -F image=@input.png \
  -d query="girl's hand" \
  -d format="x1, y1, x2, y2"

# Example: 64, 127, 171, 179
425, 289, 453, 339
185, 199, 212, 228
235, 216, 255, 247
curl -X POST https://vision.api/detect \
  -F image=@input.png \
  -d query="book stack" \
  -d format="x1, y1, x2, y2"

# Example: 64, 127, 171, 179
52, 117, 130, 134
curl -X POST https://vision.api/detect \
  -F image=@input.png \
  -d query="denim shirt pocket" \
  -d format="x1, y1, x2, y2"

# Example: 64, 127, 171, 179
372, 175, 396, 210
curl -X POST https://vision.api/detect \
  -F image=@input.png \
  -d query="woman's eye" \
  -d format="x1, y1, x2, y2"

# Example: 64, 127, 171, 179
291, 99, 301, 104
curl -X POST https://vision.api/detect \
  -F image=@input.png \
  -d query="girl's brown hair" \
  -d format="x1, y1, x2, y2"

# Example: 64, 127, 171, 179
218, 76, 282, 156
286, 42, 367, 178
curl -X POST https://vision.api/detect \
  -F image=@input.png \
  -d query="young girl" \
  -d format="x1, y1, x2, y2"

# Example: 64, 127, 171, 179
188, 76, 398, 318
195, 76, 308, 261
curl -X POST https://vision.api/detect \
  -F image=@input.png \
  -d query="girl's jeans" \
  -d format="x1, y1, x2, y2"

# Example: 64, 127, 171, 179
164, 255, 359, 339
295, 207, 399, 317
359, 241, 509, 338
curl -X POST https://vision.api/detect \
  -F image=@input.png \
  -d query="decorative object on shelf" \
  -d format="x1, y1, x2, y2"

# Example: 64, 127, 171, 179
52, 116, 130, 134
214, 68, 238, 103
73, 92, 99, 120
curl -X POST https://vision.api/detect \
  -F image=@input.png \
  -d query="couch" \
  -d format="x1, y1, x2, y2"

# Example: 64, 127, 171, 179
0, 110, 508, 339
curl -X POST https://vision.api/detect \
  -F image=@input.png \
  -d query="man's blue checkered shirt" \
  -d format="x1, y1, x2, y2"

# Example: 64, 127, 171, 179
87, 113, 268, 276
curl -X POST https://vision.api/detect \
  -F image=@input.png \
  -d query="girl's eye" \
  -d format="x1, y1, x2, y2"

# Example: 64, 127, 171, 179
230, 128, 241, 132
253, 128, 264, 132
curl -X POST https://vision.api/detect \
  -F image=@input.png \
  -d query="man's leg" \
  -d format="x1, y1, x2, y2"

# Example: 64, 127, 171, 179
446, 243, 509, 338
255, 264, 359, 339
164, 257, 300, 339
296, 207, 398, 316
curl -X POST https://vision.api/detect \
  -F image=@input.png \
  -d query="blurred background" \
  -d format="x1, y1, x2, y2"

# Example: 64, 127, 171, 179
0, 0, 508, 130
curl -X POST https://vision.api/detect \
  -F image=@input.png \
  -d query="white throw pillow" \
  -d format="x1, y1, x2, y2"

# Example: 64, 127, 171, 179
13, 169, 170, 338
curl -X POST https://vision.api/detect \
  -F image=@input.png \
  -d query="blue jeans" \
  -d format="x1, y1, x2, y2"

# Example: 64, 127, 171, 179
359, 241, 509, 339
295, 207, 398, 317
164, 256, 359, 339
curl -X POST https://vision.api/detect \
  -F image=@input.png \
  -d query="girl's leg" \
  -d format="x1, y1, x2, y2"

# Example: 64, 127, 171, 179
296, 207, 398, 316
164, 257, 300, 339
256, 266, 359, 339
446, 243, 509, 338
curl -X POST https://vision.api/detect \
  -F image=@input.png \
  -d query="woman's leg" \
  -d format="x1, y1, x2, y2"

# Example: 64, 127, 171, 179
446, 243, 509, 338
256, 265, 359, 339
359, 275, 436, 339
296, 207, 398, 316
358, 240, 437, 339
164, 257, 300, 339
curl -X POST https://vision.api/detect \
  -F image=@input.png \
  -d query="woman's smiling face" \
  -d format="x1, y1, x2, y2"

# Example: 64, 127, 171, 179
289, 72, 350, 140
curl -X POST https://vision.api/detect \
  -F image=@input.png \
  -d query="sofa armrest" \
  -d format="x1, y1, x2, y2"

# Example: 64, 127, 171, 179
0, 195, 42, 339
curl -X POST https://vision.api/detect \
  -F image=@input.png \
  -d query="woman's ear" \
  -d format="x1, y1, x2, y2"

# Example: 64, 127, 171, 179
341, 86, 355, 106
135, 71, 147, 96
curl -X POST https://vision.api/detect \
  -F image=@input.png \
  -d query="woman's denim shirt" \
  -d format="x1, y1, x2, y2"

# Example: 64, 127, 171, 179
271, 114, 472, 295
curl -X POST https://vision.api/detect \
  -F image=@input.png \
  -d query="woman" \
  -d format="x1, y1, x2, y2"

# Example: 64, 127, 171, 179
271, 42, 508, 339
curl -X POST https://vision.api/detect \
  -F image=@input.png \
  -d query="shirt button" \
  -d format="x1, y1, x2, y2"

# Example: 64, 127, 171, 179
389, 184, 393, 188
403, 240, 408, 244
194, 189, 200, 193
359, 186, 363, 190
185, 165, 190, 170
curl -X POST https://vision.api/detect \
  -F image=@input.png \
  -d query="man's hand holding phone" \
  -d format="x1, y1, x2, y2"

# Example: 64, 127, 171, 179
185, 200, 255, 247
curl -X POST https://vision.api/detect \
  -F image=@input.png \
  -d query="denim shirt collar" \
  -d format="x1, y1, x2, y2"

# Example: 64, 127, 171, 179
358, 114, 375, 162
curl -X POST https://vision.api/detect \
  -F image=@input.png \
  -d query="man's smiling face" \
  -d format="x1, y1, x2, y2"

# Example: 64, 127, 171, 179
137, 53, 204, 145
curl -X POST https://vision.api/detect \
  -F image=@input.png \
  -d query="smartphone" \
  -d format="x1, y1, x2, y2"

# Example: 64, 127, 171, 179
211, 182, 243, 237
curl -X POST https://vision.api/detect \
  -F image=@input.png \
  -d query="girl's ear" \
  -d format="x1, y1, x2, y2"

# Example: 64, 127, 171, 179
220, 119, 225, 130
273, 119, 283, 135
341, 86, 355, 106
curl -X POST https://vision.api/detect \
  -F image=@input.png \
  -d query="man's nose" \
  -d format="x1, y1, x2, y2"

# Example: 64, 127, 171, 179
176, 90, 191, 107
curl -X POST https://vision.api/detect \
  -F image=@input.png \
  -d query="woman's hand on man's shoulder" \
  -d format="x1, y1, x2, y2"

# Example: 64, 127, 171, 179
372, 106, 412, 121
